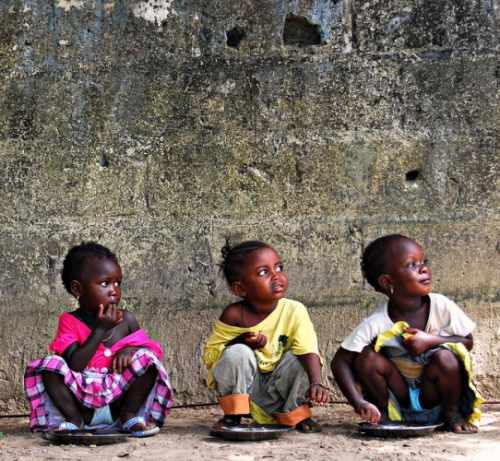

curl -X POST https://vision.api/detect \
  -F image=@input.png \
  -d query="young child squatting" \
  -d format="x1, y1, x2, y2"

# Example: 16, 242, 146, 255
204, 239, 330, 433
331, 235, 482, 433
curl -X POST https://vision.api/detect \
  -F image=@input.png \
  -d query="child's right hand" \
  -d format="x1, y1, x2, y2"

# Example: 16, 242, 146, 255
96, 303, 123, 330
240, 331, 267, 349
354, 400, 381, 425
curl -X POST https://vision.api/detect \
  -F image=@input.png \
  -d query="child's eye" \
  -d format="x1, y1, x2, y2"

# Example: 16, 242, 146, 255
115, 281, 121, 287
258, 269, 268, 276
407, 259, 429, 269
100, 281, 109, 287
276, 265, 284, 272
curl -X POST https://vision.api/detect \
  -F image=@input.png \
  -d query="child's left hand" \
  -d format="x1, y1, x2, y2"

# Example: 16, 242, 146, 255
111, 347, 135, 373
402, 328, 435, 356
306, 383, 331, 406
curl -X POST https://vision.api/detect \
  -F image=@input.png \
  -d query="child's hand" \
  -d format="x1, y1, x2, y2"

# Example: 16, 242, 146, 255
240, 331, 267, 349
96, 303, 123, 330
306, 383, 331, 407
110, 347, 134, 373
354, 400, 381, 425
402, 327, 434, 356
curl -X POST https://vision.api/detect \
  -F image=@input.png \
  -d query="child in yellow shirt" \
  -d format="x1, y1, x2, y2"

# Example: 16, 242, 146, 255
204, 239, 330, 433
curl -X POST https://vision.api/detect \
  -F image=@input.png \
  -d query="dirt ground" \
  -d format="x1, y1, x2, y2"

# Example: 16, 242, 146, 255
1, 404, 499, 461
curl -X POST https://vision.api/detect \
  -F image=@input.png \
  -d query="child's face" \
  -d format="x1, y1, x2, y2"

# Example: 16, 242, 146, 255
383, 238, 432, 297
233, 247, 289, 306
75, 256, 122, 313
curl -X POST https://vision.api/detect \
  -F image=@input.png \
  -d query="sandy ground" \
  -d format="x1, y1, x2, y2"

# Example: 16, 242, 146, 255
1, 404, 499, 461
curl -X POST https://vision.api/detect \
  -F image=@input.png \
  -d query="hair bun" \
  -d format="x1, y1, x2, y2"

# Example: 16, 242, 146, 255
220, 235, 232, 259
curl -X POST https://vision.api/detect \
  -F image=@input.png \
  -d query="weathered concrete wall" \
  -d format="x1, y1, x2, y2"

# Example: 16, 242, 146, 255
1, 0, 500, 412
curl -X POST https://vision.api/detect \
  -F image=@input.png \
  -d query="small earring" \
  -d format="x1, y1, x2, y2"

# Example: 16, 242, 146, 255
390, 286, 394, 294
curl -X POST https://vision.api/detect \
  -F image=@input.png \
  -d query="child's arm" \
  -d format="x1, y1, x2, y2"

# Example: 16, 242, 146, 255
110, 310, 141, 372
63, 303, 123, 371
110, 347, 135, 372
331, 347, 381, 424
219, 303, 268, 349
402, 328, 473, 356
297, 353, 330, 405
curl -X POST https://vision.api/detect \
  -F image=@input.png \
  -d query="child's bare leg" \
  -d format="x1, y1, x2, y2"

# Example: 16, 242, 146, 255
353, 346, 409, 419
42, 371, 93, 427
114, 366, 158, 430
419, 349, 477, 433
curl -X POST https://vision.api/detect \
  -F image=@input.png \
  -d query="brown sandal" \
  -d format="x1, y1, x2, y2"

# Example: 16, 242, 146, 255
296, 418, 322, 433
209, 415, 242, 437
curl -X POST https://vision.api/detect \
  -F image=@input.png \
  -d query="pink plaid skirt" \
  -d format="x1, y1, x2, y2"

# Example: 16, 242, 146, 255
24, 349, 173, 432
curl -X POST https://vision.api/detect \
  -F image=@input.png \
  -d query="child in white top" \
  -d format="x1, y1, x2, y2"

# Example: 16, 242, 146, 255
331, 235, 482, 433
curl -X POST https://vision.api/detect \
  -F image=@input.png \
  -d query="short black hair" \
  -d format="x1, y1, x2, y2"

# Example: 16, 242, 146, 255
219, 237, 272, 285
361, 234, 409, 292
61, 242, 117, 294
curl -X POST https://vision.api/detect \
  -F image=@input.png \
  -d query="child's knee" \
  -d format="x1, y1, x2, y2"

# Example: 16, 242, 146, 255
353, 346, 385, 374
220, 343, 256, 368
277, 351, 307, 377
430, 349, 462, 375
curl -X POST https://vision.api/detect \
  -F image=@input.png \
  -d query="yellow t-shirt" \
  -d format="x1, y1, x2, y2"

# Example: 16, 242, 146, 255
203, 298, 321, 389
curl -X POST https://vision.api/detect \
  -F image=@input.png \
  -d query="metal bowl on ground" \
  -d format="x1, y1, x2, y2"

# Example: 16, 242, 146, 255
46, 428, 132, 445
358, 420, 443, 438
211, 424, 293, 441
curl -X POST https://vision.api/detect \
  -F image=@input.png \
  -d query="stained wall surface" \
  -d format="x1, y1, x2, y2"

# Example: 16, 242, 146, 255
1, 0, 499, 412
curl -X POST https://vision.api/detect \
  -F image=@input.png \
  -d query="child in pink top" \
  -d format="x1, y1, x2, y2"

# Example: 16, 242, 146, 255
24, 242, 173, 436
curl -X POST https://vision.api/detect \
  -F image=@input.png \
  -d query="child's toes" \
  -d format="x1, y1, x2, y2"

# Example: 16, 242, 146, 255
442, 410, 477, 434
455, 419, 478, 433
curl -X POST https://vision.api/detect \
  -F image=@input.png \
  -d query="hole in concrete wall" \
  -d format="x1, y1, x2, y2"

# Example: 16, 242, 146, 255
99, 153, 109, 168
226, 27, 245, 47
406, 170, 419, 181
283, 14, 321, 46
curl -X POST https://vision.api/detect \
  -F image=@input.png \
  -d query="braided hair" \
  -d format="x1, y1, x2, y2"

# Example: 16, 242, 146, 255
219, 237, 272, 285
361, 234, 408, 292
61, 241, 117, 295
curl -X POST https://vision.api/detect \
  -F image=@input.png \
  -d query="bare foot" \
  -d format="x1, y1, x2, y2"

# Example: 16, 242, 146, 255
442, 409, 478, 433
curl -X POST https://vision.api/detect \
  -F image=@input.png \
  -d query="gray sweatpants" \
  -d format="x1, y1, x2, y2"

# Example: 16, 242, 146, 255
212, 344, 309, 415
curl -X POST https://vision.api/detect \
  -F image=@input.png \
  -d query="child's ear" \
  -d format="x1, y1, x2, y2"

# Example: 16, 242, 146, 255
231, 281, 246, 298
378, 274, 392, 292
70, 280, 82, 299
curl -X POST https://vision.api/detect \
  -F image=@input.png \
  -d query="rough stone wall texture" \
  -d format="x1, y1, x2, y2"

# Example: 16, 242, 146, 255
1, 0, 500, 412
